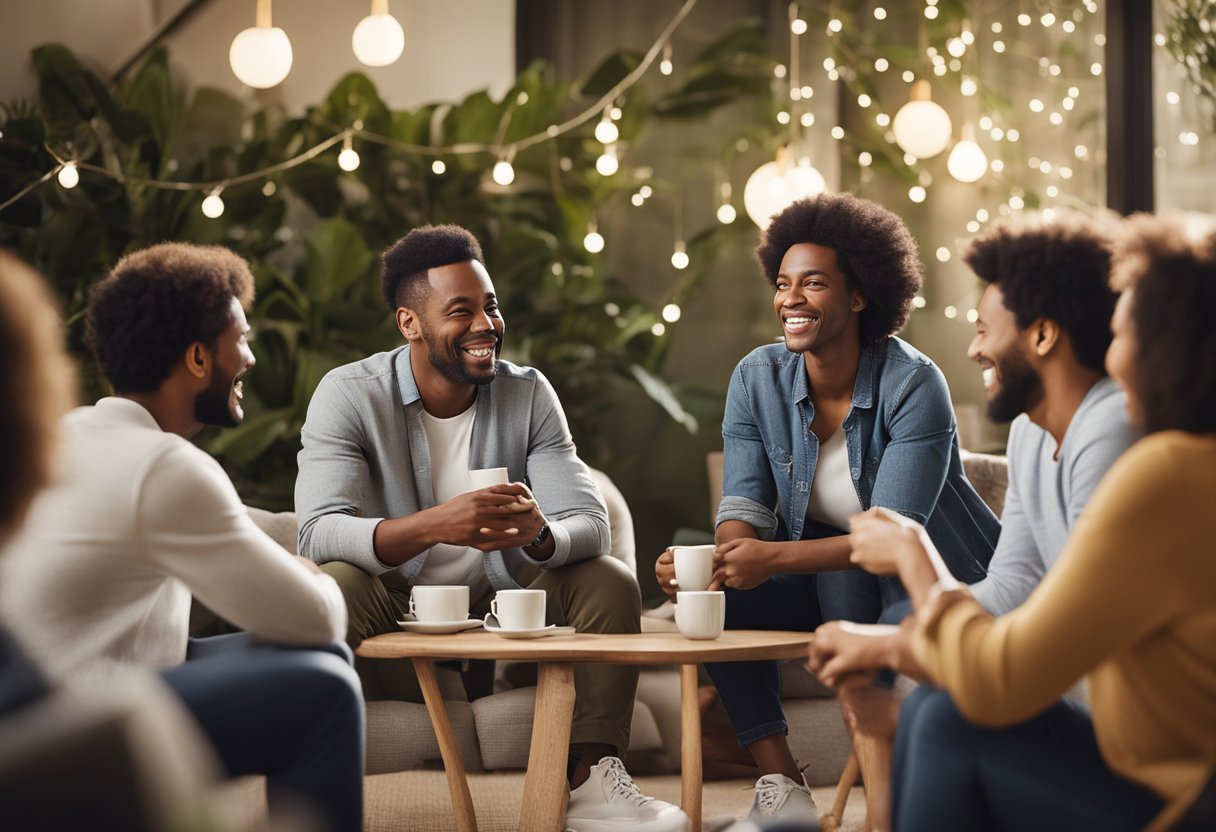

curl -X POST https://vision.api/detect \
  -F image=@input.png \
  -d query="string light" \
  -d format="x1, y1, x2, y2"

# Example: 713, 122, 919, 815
431, 159, 446, 174
583, 222, 605, 253
337, 134, 360, 171
201, 189, 225, 218
659, 43, 673, 75
56, 161, 79, 189
595, 144, 619, 176
662, 303, 682, 323
229, 0, 293, 89
352, 0, 405, 67
651, 322, 666, 336
791, 17, 808, 35
717, 182, 736, 224
671, 242, 689, 269
594, 110, 619, 144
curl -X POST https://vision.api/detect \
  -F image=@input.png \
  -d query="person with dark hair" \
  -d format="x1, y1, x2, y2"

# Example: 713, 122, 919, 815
296, 224, 687, 832
836, 212, 1216, 831
1, 242, 365, 832
808, 212, 1139, 829
655, 194, 999, 827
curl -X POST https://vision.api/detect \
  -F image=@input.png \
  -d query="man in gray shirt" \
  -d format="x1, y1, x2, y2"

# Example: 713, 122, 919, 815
806, 213, 1138, 831
295, 224, 687, 832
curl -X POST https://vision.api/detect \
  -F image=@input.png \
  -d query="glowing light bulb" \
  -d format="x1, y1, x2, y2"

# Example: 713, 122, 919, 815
913, 296, 927, 308
651, 322, 666, 336
57, 161, 79, 189
827, 18, 842, 33
947, 130, 988, 183
659, 59, 673, 75
229, 2, 293, 89
717, 203, 737, 224
662, 303, 682, 323
947, 38, 966, 57
594, 117, 619, 144
909, 185, 927, 203
201, 191, 225, 218
595, 147, 619, 176
337, 137, 360, 171
874, 7, 887, 19
671, 244, 689, 270
492, 159, 515, 185
583, 228, 605, 253
743, 157, 827, 229
352, 5, 405, 67
936, 247, 951, 262
431, 159, 446, 174
944, 305, 958, 319
893, 81, 953, 159
791, 18, 808, 34
858, 152, 873, 167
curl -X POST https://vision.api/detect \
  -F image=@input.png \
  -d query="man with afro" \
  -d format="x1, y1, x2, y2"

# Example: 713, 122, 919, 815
296, 224, 688, 832
656, 194, 1000, 828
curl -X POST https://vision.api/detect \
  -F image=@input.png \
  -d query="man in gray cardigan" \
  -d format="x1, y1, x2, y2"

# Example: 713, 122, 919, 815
296, 224, 687, 832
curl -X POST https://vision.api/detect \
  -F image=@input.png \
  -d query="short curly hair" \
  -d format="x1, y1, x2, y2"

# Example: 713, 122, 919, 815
963, 213, 1117, 374
381, 224, 484, 311
0, 251, 75, 547
1111, 213, 1216, 435
87, 243, 255, 394
756, 193, 922, 344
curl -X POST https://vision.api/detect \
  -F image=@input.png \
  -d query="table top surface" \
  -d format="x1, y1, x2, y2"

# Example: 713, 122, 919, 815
356, 629, 814, 664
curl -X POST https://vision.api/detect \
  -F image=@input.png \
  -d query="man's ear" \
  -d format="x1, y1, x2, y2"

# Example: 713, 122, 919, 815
396, 307, 421, 342
1028, 318, 1061, 358
851, 290, 869, 313
185, 342, 210, 380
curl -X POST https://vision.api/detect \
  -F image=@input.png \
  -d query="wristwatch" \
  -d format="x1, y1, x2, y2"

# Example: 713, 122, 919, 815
526, 523, 551, 551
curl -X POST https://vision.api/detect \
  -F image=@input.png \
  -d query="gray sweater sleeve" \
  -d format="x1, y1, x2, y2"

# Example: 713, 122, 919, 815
295, 373, 387, 574
969, 450, 1043, 616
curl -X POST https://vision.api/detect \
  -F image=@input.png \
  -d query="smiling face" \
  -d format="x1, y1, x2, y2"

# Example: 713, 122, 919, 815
408, 260, 504, 387
773, 243, 867, 356
1105, 289, 1142, 428
968, 283, 1043, 424
193, 297, 255, 428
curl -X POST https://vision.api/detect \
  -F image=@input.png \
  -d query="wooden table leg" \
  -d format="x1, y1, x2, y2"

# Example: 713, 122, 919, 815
680, 663, 703, 831
414, 658, 478, 832
520, 661, 576, 832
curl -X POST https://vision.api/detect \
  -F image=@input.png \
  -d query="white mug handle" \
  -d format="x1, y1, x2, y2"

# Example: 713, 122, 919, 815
490, 598, 499, 618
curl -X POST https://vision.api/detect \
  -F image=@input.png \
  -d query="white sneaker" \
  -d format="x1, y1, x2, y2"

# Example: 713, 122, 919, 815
747, 773, 818, 829
564, 756, 689, 832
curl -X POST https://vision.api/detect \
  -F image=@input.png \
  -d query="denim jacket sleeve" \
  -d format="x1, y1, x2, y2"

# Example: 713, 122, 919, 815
869, 361, 957, 524
517, 369, 611, 569
716, 361, 780, 539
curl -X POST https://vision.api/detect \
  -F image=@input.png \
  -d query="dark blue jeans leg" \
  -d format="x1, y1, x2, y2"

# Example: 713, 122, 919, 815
164, 634, 364, 832
704, 574, 822, 746
891, 689, 1163, 832
816, 568, 907, 625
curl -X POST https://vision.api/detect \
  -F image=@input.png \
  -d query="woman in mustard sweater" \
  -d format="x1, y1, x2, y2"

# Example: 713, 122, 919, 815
821, 214, 1216, 832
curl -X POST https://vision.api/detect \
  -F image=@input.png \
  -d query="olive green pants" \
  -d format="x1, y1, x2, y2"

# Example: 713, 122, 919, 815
322, 556, 642, 753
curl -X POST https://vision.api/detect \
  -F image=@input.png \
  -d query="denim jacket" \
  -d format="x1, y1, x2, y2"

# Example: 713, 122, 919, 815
716, 337, 998, 583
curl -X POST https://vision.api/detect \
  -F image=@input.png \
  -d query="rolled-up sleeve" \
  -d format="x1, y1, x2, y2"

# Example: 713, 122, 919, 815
295, 373, 387, 574
716, 362, 779, 538
519, 370, 609, 569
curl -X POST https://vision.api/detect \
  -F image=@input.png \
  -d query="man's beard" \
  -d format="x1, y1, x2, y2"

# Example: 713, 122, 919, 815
422, 328, 497, 387
987, 350, 1043, 423
194, 371, 241, 428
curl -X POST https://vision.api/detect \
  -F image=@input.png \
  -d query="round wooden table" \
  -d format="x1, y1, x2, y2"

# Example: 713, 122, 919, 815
357, 629, 815, 832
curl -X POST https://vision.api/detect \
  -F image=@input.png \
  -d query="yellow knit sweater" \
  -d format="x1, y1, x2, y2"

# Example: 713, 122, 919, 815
913, 431, 1216, 829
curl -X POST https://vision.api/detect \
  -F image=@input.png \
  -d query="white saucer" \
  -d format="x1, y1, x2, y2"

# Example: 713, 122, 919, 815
398, 618, 484, 635
483, 615, 576, 639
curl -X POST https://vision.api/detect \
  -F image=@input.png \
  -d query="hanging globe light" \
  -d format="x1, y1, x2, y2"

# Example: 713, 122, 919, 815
892, 80, 953, 159
229, 0, 293, 89
352, 0, 405, 67
743, 150, 827, 229
947, 124, 988, 183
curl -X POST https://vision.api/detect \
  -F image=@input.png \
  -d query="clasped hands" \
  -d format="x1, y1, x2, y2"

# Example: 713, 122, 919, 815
434, 482, 546, 552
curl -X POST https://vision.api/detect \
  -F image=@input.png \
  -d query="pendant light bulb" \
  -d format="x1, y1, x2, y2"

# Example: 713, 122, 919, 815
352, 0, 405, 67
892, 80, 953, 159
229, 0, 293, 88
492, 158, 515, 186
201, 190, 225, 219
57, 161, 79, 189
337, 135, 361, 171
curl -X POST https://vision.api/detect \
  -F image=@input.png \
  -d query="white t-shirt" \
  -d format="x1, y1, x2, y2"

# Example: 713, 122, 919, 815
416, 404, 491, 600
0, 398, 346, 683
805, 429, 863, 532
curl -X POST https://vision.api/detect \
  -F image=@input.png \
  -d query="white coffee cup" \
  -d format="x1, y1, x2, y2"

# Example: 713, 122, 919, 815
675, 591, 726, 640
468, 467, 510, 490
490, 589, 547, 631
673, 544, 716, 592
409, 585, 470, 624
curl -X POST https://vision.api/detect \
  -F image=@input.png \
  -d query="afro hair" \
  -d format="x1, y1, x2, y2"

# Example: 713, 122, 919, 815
381, 224, 484, 311
756, 193, 922, 345
1110, 212, 1216, 434
87, 243, 254, 394
963, 213, 1116, 374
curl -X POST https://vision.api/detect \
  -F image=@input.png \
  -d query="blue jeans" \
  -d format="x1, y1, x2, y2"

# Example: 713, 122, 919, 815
704, 566, 906, 746
890, 686, 1163, 831
162, 634, 364, 832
